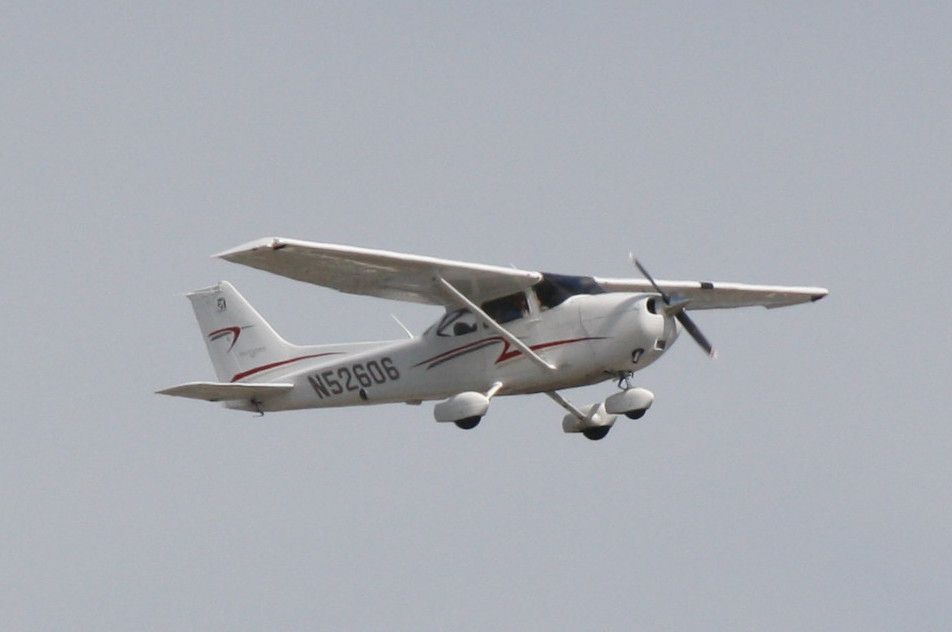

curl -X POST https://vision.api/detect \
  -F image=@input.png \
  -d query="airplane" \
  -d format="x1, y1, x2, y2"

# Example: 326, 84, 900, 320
157, 237, 828, 440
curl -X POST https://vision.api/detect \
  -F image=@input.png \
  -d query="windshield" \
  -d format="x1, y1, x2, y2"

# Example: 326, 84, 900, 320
534, 273, 604, 310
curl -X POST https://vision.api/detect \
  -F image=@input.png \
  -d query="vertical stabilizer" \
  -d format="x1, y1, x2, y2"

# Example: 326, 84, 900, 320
187, 282, 294, 383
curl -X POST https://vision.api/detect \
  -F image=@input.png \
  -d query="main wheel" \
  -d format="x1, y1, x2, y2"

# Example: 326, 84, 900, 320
625, 409, 647, 420
455, 417, 481, 430
582, 426, 610, 441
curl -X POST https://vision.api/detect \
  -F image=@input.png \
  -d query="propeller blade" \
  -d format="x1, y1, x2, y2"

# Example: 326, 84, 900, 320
629, 253, 716, 359
662, 298, 691, 316
629, 254, 671, 304
675, 311, 717, 359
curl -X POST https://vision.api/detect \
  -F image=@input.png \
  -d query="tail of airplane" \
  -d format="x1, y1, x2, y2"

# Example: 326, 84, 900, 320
187, 281, 295, 383
161, 281, 392, 404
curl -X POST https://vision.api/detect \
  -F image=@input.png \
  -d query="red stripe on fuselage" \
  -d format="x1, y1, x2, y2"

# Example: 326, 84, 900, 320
415, 336, 602, 370
231, 352, 344, 382
496, 338, 597, 364
494, 337, 597, 364
412, 336, 504, 368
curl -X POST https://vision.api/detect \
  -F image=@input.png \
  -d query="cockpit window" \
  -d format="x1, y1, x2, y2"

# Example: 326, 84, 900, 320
534, 273, 605, 310
434, 309, 478, 337
481, 291, 529, 324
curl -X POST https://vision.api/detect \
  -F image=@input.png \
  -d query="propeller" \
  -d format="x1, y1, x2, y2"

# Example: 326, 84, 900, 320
630, 254, 717, 359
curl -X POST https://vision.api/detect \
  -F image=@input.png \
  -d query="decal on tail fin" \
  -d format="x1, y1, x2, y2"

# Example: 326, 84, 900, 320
187, 282, 296, 383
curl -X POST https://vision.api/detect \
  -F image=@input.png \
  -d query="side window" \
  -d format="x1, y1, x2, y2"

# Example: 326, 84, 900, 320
481, 292, 529, 324
436, 309, 478, 337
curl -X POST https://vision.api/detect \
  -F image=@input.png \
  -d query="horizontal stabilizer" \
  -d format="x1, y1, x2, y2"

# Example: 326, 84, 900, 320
156, 381, 294, 402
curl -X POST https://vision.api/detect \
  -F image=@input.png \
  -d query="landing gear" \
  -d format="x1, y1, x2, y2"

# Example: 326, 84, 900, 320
548, 387, 654, 440
606, 385, 654, 422
582, 426, 611, 441
616, 371, 634, 390
454, 416, 481, 430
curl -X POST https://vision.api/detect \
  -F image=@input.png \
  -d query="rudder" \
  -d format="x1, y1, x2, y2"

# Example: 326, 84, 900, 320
187, 282, 294, 382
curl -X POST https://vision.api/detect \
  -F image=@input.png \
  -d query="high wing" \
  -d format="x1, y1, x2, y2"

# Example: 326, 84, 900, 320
216, 237, 541, 306
216, 237, 826, 310
595, 277, 828, 310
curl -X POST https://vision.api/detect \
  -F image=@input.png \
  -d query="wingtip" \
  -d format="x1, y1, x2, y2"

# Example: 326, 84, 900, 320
810, 289, 830, 302
212, 237, 287, 260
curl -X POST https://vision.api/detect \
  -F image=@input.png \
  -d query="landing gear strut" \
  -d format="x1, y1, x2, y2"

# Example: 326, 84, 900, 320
616, 371, 634, 390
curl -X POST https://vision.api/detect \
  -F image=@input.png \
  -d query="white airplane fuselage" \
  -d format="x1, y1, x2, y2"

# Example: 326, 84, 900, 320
159, 237, 826, 440
230, 292, 679, 413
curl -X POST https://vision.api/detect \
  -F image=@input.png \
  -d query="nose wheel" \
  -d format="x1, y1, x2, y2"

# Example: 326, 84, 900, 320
604, 383, 655, 423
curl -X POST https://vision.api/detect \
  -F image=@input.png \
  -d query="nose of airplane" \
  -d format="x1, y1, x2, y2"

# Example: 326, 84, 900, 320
633, 296, 684, 356
631, 256, 716, 358
636, 297, 668, 345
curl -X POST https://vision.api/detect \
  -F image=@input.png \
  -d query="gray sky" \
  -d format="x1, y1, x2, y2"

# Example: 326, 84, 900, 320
2, 2, 950, 630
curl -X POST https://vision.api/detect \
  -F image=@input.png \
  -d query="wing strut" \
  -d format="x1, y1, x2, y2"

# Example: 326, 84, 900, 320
434, 276, 558, 372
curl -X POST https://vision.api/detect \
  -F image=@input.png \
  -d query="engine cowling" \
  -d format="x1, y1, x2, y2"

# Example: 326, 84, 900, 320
434, 392, 491, 423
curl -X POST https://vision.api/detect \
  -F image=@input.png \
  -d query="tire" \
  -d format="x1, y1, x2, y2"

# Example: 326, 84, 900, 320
625, 409, 647, 420
582, 426, 610, 441
454, 417, 481, 430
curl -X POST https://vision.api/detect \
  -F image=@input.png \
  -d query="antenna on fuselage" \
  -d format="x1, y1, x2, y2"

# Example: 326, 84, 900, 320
390, 314, 414, 339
